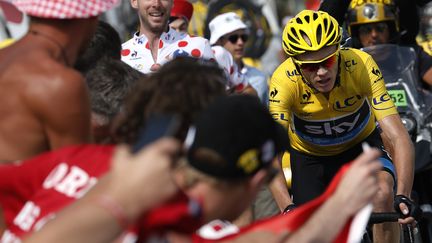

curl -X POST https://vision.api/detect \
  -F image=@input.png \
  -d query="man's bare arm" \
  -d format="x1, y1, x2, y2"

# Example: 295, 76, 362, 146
378, 114, 415, 224
268, 156, 293, 212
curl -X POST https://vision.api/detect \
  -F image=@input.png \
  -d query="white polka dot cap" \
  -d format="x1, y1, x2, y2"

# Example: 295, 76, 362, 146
12, 0, 119, 19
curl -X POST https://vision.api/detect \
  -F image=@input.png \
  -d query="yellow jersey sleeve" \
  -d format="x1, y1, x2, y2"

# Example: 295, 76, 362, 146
268, 59, 298, 129
359, 52, 398, 121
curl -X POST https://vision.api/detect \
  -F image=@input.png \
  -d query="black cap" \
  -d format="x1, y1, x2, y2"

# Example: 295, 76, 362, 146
185, 95, 288, 179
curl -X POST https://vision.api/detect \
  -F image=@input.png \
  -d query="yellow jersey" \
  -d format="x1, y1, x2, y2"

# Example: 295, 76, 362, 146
269, 48, 398, 156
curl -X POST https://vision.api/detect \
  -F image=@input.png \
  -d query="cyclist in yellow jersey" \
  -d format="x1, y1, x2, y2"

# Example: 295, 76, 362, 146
270, 9, 415, 243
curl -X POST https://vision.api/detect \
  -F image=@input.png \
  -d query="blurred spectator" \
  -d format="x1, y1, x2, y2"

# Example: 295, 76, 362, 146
211, 45, 256, 96
209, 12, 268, 103
75, 20, 122, 75
169, 0, 193, 33
0, 57, 227, 242
85, 59, 142, 143
0, 0, 118, 162
121, 0, 214, 74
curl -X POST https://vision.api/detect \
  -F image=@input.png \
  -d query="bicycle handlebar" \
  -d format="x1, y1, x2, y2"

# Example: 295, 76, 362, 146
368, 212, 400, 224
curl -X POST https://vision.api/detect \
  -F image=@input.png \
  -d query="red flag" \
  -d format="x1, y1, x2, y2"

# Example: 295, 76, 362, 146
193, 162, 362, 243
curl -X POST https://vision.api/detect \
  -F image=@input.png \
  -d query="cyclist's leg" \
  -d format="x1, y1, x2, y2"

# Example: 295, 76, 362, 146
373, 157, 400, 243
290, 149, 327, 205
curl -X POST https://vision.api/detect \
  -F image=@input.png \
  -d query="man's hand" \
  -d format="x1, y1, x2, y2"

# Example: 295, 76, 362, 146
108, 138, 181, 221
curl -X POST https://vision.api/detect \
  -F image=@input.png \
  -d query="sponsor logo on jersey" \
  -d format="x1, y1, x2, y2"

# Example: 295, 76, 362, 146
333, 95, 363, 111
269, 88, 280, 103
270, 88, 278, 98
134, 64, 144, 71
371, 66, 383, 83
130, 50, 141, 60
300, 90, 314, 104
271, 112, 289, 122
302, 90, 311, 100
285, 69, 300, 79
344, 59, 357, 68
137, 36, 144, 44
372, 92, 395, 110
293, 101, 371, 145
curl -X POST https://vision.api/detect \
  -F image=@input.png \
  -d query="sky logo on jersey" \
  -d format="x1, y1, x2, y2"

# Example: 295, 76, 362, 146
293, 101, 371, 145
372, 67, 384, 83
372, 92, 395, 110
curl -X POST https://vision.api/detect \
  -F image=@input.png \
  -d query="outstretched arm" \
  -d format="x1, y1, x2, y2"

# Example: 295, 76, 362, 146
24, 138, 181, 243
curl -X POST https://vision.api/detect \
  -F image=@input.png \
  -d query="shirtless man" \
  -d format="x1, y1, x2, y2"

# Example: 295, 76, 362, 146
0, 0, 118, 162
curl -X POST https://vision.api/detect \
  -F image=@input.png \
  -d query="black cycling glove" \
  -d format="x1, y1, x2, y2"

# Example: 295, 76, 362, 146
282, 204, 296, 215
393, 194, 422, 220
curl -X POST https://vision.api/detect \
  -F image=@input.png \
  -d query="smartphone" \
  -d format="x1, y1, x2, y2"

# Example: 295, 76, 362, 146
132, 114, 182, 153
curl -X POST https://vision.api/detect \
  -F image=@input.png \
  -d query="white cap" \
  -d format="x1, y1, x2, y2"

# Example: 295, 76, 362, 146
209, 12, 247, 45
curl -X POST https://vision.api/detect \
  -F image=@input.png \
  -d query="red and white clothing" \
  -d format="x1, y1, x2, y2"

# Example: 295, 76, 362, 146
211, 45, 249, 92
0, 145, 114, 242
121, 28, 215, 74
0, 145, 201, 243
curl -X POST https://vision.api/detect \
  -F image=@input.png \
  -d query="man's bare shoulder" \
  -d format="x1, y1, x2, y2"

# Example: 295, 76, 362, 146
5, 54, 88, 117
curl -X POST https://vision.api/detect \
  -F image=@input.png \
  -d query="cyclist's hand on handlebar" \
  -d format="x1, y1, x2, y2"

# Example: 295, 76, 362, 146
394, 194, 422, 224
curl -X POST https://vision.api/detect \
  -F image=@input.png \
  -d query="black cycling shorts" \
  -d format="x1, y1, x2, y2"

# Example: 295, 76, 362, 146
290, 128, 396, 205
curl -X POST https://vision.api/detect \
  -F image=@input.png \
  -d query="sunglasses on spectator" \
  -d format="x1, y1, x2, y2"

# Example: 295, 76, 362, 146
358, 22, 389, 35
225, 34, 249, 44
294, 51, 338, 72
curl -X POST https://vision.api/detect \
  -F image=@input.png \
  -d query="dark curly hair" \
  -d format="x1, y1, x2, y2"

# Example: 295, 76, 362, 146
111, 57, 227, 144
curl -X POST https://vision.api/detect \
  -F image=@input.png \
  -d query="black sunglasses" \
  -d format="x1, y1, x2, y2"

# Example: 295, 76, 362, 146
226, 34, 249, 44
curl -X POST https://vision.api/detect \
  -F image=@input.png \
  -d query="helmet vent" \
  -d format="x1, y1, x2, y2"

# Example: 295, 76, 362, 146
323, 18, 328, 29
316, 25, 322, 44
296, 17, 303, 24
304, 15, 310, 23
313, 12, 319, 20
288, 29, 299, 45
299, 30, 311, 47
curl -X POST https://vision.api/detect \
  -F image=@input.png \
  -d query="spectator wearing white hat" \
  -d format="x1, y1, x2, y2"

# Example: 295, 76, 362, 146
0, 0, 118, 162
209, 12, 269, 103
